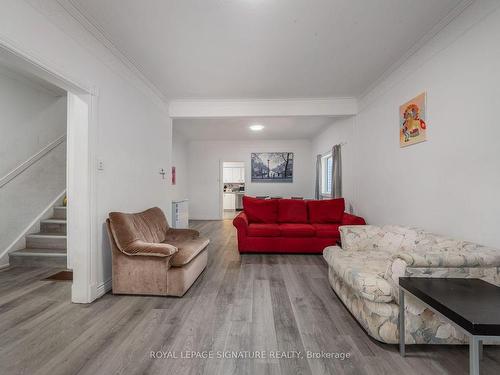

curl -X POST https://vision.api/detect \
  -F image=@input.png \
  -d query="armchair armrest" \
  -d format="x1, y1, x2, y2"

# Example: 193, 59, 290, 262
341, 213, 366, 226
122, 240, 178, 257
233, 211, 249, 235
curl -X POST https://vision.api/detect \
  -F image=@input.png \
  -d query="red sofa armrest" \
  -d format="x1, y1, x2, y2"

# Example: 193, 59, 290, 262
233, 211, 249, 235
341, 212, 366, 226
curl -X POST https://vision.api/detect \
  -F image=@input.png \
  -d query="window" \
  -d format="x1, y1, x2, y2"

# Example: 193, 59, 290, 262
321, 154, 332, 195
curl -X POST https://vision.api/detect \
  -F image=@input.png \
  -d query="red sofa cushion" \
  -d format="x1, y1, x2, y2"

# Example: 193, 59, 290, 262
247, 223, 281, 237
278, 199, 308, 223
312, 224, 341, 238
243, 196, 278, 223
307, 198, 345, 223
279, 223, 315, 237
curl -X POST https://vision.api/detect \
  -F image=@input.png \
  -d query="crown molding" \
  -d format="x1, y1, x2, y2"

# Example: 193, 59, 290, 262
358, 0, 475, 107
52, 0, 169, 110
51, 0, 476, 116
169, 97, 357, 118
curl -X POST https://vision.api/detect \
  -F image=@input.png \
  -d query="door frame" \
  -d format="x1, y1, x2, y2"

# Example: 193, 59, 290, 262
219, 160, 246, 220
0, 38, 98, 303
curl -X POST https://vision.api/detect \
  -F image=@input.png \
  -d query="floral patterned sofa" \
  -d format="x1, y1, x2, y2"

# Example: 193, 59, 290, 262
323, 225, 500, 344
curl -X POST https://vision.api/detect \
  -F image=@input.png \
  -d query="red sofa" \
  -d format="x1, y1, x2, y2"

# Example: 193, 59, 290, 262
233, 196, 366, 254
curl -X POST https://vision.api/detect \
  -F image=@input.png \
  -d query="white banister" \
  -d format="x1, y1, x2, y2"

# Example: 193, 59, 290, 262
0, 134, 66, 189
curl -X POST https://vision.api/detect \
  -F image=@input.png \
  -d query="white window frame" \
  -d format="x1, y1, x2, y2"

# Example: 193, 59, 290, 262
321, 153, 332, 196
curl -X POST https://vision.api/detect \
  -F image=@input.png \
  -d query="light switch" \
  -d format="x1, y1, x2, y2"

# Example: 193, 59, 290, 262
97, 159, 104, 171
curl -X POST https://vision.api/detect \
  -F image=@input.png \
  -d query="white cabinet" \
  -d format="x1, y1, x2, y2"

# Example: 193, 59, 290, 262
235, 168, 244, 183
223, 167, 245, 183
223, 193, 236, 210
223, 167, 233, 183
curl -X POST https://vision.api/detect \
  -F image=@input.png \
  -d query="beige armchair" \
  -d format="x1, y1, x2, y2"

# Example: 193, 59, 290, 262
106, 207, 209, 297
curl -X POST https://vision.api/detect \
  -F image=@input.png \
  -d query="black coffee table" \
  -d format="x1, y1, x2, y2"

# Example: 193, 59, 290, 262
399, 277, 500, 375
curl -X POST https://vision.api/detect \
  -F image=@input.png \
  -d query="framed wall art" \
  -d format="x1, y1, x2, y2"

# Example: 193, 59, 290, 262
400, 92, 427, 147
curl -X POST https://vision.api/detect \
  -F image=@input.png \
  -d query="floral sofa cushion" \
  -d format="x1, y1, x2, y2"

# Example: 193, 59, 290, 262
323, 246, 393, 302
340, 225, 419, 253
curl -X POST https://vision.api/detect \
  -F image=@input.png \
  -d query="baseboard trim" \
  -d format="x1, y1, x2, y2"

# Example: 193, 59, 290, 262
91, 278, 112, 301
0, 263, 10, 271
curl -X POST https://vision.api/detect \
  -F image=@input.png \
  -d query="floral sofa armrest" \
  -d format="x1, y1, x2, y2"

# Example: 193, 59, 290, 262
393, 246, 500, 269
339, 225, 382, 251
385, 246, 500, 301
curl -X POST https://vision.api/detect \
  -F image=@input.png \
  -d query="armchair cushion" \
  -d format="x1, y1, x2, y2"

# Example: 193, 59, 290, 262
168, 237, 210, 267
165, 228, 200, 241
108, 207, 172, 256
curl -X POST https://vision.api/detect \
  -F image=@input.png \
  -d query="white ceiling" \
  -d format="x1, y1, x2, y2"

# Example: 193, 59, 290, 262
71, 0, 462, 99
173, 116, 338, 141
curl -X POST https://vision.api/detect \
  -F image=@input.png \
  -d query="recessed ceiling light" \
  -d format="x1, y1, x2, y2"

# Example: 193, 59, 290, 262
249, 124, 264, 131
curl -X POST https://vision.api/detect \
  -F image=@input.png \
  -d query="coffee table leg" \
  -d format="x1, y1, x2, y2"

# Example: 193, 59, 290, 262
399, 288, 405, 357
470, 336, 480, 375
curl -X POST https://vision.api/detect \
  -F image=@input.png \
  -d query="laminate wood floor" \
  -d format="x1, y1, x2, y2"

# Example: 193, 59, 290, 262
1, 219, 499, 375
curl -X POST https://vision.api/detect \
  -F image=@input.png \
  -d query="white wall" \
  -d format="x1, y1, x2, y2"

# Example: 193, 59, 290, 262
353, 0, 500, 247
0, 69, 66, 177
171, 129, 189, 203
188, 139, 313, 219
0, 0, 172, 294
311, 116, 356, 212
0, 69, 67, 267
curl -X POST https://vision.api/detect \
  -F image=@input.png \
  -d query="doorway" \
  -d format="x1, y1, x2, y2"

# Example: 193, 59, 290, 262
0, 43, 96, 303
221, 161, 245, 220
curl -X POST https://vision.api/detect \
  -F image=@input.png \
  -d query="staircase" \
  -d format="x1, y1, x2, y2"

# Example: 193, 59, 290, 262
9, 205, 67, 268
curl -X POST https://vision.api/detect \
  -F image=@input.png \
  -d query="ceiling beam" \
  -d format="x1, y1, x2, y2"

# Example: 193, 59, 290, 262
169, 97, 357, 118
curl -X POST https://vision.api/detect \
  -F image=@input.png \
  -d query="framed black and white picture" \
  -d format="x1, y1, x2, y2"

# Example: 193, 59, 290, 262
251, 152, 293, 183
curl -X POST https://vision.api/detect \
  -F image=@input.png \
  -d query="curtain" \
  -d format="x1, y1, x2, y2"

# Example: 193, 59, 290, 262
331, 144, 342, 198
314, 154, 322, 199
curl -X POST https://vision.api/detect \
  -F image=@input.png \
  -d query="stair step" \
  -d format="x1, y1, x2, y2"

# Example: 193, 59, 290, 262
41, 219, 66, 234
26, 233, 67, 250
9, 248, 67, 268
53, 206, 67, 219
